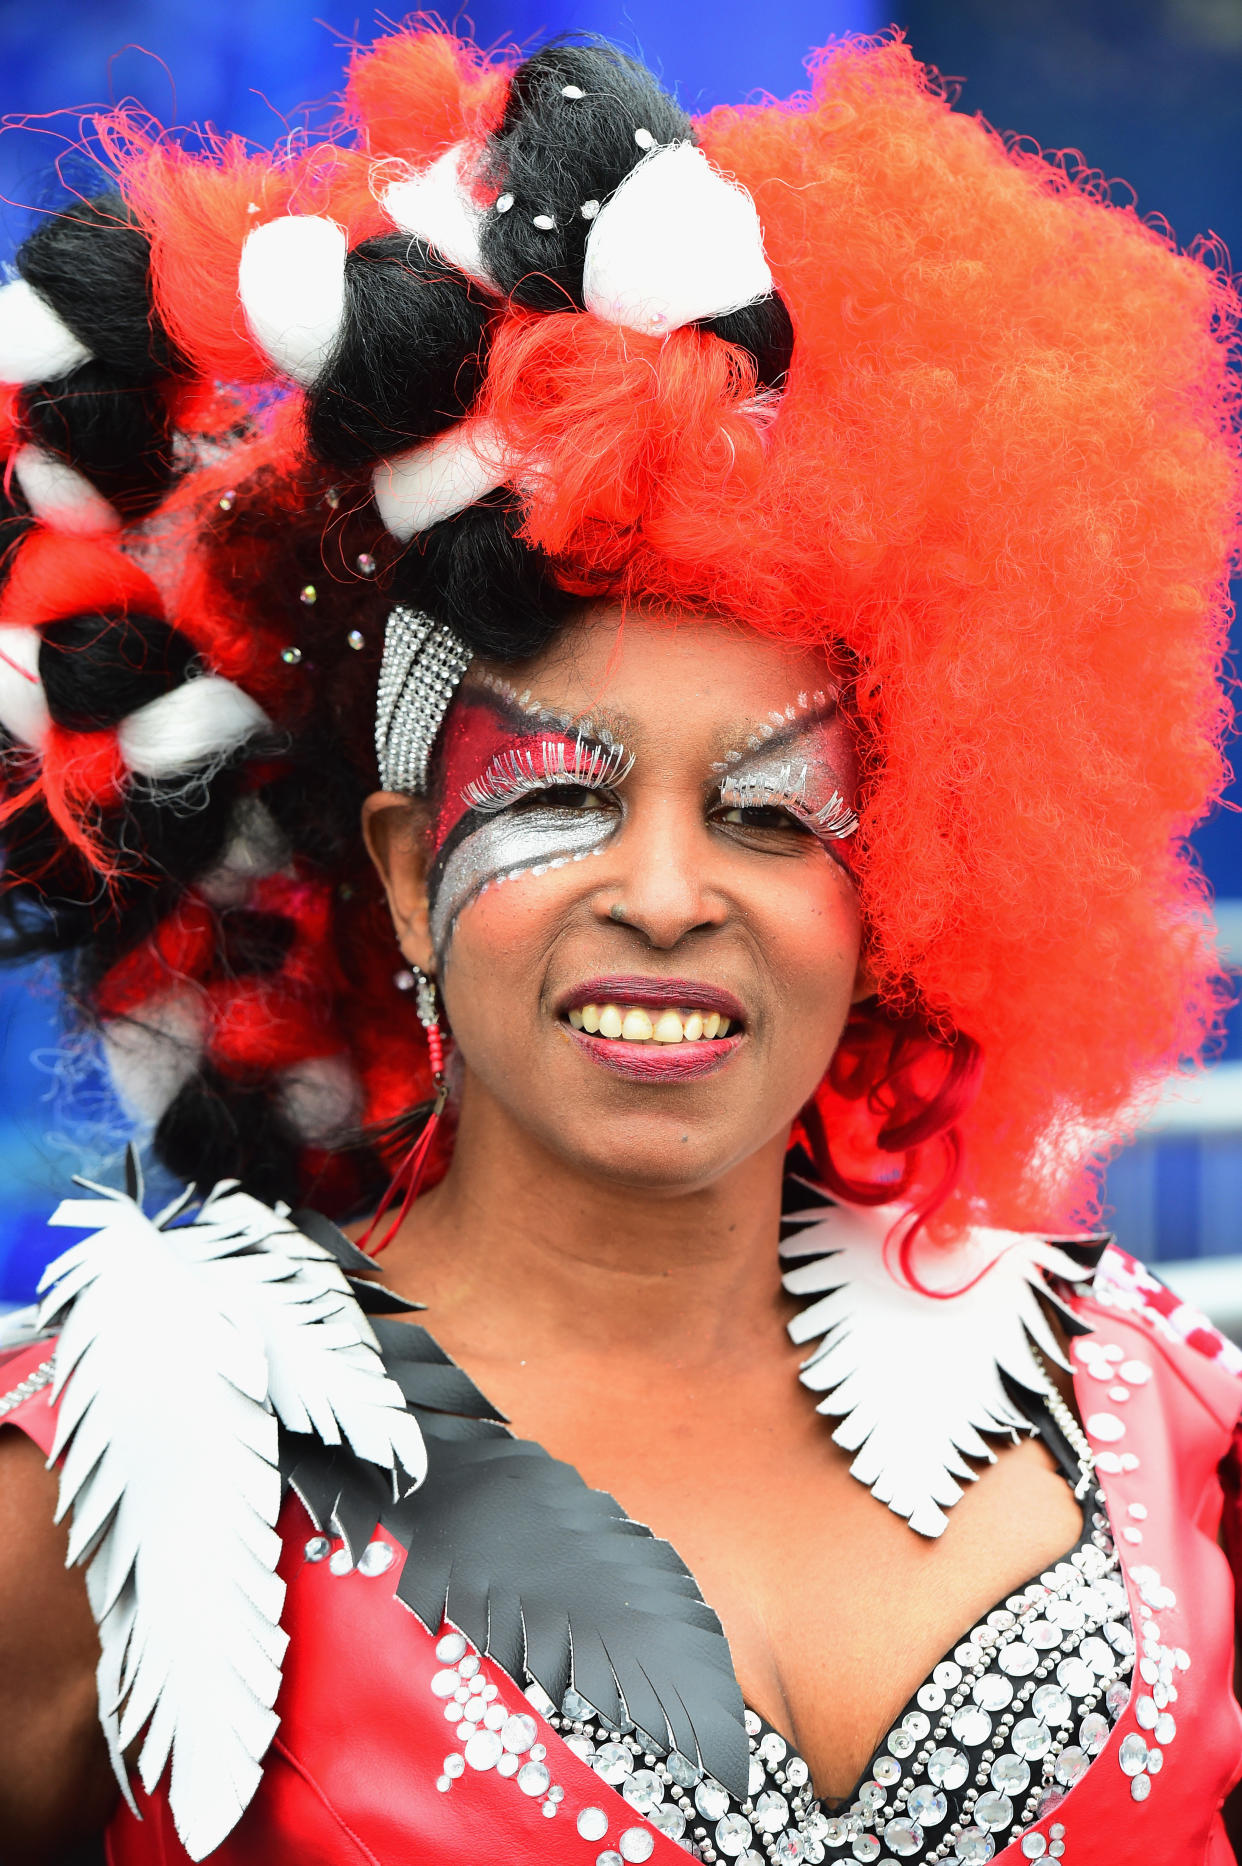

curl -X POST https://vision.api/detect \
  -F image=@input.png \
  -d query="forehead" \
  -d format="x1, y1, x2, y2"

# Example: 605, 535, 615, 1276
473, 611, 841, 744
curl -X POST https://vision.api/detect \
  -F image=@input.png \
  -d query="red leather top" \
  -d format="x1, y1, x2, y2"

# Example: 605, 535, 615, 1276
4, 1265, 1242, 1866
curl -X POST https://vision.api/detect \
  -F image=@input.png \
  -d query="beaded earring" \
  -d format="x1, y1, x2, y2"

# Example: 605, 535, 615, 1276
361, 965, 450, 1255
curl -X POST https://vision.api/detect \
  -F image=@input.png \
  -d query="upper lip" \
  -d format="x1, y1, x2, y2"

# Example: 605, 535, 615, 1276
555, 975, 747, 1024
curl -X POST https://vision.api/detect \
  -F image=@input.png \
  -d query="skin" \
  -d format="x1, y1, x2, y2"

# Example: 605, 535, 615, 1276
363, 607, 1086, 1800
0, 1432, 117, 1859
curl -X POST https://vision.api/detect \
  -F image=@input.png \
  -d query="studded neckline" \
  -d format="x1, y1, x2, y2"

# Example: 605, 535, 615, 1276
736, 1478, 1128, 1862
526, 1386, 1134, 1865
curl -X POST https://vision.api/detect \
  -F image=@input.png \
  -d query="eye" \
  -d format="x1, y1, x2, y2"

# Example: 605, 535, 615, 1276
513, 782, 615, 812
715, 802, 814, 837
719, 804, 801, 828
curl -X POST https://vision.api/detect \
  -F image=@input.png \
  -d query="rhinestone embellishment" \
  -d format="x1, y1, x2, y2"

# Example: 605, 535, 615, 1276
0, 1358, 55, 1418
375, 604, 473, 794
517, 1460, 1133, 1866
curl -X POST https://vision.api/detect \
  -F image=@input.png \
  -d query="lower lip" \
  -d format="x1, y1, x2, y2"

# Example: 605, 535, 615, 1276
563, 1025, 745, 1080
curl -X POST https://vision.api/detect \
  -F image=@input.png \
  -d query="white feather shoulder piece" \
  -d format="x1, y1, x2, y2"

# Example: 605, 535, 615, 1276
781, 1194, 1090, 1538
36, 1165, 426, 1861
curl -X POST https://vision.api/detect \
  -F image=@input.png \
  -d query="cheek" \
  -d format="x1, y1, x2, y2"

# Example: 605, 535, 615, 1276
755, 859, 863, 1014
437, 856, 601, 989
429, 814, 614, 962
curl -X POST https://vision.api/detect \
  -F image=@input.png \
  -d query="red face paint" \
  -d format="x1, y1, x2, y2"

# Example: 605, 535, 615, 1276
428, 692, 596, 855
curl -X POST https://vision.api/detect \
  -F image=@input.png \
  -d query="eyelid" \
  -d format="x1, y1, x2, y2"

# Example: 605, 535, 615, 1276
462, 736, 634, 814
718, 764, 859, 840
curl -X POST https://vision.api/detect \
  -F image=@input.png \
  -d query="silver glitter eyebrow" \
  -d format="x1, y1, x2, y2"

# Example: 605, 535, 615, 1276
710, 686, 839, 772
473, 669, 621, 750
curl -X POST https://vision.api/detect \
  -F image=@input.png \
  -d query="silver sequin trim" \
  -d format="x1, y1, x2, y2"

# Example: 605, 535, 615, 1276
0, 1357, 55, 1418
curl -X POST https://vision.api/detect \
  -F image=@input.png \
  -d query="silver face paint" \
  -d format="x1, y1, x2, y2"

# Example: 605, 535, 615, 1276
711, 686, 839, 771
473, 668, 622, 750
429, 803, 619, 961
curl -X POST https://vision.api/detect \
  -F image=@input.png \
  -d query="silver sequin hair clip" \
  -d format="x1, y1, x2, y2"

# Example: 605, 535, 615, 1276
375, 606, 474, 794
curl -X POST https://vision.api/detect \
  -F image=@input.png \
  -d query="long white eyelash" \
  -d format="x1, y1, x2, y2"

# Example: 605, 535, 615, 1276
720, 762, 859, 840
461, 736, 634, 814
810, 791, 860, 839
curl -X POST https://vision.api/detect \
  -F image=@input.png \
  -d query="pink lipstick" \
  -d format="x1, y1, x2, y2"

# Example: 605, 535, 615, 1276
562, 1026, 745, 1080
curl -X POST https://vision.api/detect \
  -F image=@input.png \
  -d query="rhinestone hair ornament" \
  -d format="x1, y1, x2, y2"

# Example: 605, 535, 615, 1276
375, 606, 474, 794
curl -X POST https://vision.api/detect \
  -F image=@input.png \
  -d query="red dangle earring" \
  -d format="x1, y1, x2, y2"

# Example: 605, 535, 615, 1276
361, 965, 450, 1256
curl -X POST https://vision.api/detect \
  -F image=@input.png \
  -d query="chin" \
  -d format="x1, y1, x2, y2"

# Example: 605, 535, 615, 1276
544, 1116, 760, 1196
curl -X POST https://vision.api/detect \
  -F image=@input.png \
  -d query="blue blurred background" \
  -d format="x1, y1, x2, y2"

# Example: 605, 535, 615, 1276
0, 0, 1240, 1304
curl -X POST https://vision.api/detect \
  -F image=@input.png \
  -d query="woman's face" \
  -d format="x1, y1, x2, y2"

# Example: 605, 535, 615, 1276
366, 607, 869, 1192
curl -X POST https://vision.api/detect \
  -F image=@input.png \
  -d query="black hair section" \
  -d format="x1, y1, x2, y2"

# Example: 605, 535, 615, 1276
0, 476, 33, 588
389, 489, 581, 661
216, 907, 296, 979
155, 1063, 302, 1208
2, 599, 234, 962
700, 293, 796, 394
38, 611, 200, 732
13, 194, 185, 517
0, 761, 245, 969
15, 194, 180, 379
304, 234, 495, 472
478, 41, 694, 312
18, 364, 178, 518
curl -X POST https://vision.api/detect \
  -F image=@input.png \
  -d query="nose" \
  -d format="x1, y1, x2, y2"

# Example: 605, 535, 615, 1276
594, 798, 728, 950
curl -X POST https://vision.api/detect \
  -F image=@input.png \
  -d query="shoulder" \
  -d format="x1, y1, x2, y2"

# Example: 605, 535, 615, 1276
0, 1334, 116, 1861
1070, 1242, 1242, 1432
0, 1335, 59, 1451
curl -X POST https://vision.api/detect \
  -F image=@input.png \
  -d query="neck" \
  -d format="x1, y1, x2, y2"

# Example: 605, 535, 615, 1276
376, 1072, 793, 1375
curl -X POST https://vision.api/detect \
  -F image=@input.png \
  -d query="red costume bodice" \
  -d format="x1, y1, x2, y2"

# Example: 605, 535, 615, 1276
4, 1249, 1242, 1865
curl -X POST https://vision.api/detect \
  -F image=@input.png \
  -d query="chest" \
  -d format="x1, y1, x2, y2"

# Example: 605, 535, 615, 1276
487, 1354, 1086, 1802
101, 1305, 1242, 1866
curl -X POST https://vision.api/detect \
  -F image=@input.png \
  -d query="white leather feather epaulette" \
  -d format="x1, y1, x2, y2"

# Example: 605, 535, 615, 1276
37, 1160, 426, 1862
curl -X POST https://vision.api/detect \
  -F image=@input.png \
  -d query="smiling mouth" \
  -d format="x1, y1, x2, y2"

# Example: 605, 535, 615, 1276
556, 986, 746, 1081
564, 1002, 736, 1043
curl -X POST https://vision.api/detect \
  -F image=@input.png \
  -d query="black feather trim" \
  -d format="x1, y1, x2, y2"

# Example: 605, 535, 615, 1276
278, 1308, 750, 1798
282, 1437, 392, 1564
386, 1432, 748, 1791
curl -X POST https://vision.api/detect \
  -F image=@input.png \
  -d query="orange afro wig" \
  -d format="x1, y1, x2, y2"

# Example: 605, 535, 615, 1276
0, 27, 1235, 1231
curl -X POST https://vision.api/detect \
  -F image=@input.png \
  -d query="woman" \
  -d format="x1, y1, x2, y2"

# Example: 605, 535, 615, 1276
0, 25, 1239, 1866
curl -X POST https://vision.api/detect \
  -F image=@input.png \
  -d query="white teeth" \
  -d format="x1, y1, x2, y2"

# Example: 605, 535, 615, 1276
566, 1001, 739, 1042
598, 1004, 624, 1039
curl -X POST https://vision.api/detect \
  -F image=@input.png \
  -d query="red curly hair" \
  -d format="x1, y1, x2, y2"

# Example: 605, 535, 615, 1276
1, 27, 1236, 1233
